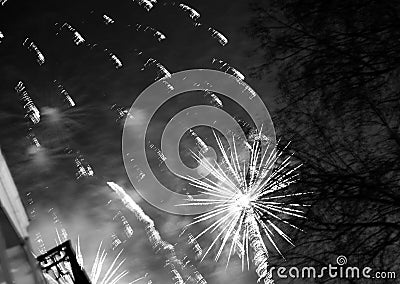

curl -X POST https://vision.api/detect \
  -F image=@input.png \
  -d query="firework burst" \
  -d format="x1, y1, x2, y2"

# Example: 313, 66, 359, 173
180, 130, 310, 283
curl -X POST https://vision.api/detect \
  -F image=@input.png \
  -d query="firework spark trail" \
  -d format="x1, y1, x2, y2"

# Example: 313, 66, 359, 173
106, 50, 123, 69
113, 211, 134, 239
49, 208, 69, 245
54, 12, 168, 72
110, 104, 137, 124
107, 182, 207, 284
56, 23, 86, 45
27, 131, 42, 148
54, 80, 76, 107
23, 38, 46, 65
97, 13, 167, 43
65, 148, 94, 179
148, 141, 167, 166
96, 15, 170, 76
189, 129, 209, 154
56, 22, 124, 70
74, 155, 94, 179
103, 14, 115, 25
178, 4, 201, 21
188, 233, 203, 260
25, 190, 49, 256
142, 58, 171, 80
133, 0, 156, 12
111, 233, 123, 250
179, 131, 309, 283
211, 58, 245, 81
203, 90, 223, 108
134, 24, 166, 42
15, 81, 41, 124
246, 214, 273, 284
208, 28, 228, 46
34, 232, 48, 255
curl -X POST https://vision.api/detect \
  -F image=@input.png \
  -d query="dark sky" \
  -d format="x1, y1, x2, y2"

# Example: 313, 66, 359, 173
0, 0, 277, 283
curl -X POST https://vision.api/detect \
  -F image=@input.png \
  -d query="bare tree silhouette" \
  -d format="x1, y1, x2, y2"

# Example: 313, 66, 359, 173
247, 0, 400, 282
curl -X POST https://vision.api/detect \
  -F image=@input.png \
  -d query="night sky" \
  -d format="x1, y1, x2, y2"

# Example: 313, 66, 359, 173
0, 1, 278, 283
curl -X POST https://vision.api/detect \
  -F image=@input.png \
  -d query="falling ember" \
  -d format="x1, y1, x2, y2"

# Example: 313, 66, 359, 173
107, 182, 207, 284
15, 81, 41, 124
113, 211, 134, 239
49, 208, 69, 245
35, 232, 47, 255
107, 51, 123, 69
208, 28, 228, 46
203, 90, 223, 108
65, 149, 94, 179
233, 116, 252, 135
142, 58, 171, 80
74, 156, 94, 179
134, 24, 166, 42
54, 80, 76, 107
162, 80, 174, 92
180, 131, 309, 283
178, 4, 200, 21
148, 141, 167, 165
111, 233, 123, 250
110, 104, 131, 122
153, 30, 166, 41
23, 38, 45, 65
103, 14, 115, 25
237, 80, 257, 100
188, 233, 203, 260
212, 58, 245, 81
133, 0, 155, 11
121, 215, 134, 238
58, 23, 85, 45
189, 129, 209, 154
27, 131, 41, 148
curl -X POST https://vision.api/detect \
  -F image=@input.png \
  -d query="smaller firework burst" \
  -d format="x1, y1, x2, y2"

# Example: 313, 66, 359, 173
41, 238, 135, 284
